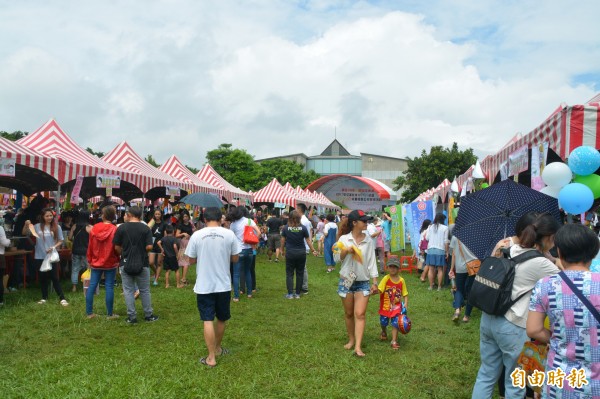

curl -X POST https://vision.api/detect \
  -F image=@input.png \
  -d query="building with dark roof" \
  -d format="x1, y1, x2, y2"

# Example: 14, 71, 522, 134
256, 139, 408, 197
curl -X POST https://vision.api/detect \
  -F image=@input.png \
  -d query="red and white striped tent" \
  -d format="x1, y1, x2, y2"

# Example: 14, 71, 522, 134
18, 119, 142, 190
470, 97, 600, 185
317, 191, 338, 208
253, 178, 298, 208
102, 142, 191, 195
284, 182, 316, 207
196, 163, 253, 204
159, 155, 222, 196
0, 136, 65, 194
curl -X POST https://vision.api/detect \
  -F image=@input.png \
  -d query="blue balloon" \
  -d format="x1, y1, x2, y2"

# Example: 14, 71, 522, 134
568, 146, 600, 176
558, 183, 594, 214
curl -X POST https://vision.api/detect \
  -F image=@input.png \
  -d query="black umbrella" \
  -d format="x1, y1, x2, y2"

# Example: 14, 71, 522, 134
453, 179, 561, 260
178, 192, 224, 208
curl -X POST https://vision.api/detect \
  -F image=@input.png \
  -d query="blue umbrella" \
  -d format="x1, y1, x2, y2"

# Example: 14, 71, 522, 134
178, 192, 224, 208
453, 179, 561, 260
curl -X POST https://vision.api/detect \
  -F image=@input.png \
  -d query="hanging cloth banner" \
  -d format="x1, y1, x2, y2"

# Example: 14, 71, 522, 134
385, 205, 404, 251
72, 175, 84, 201
166, 185, 180, 201
530, 142, 549, 191
508, 145, 529, 177
408, 200, 434, 252
448, 197, 455, 225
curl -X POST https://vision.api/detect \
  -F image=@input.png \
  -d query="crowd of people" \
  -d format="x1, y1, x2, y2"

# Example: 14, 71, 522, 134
1, 194, 599, 397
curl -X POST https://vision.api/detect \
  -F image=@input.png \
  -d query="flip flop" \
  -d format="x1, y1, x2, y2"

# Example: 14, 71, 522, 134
352, 351, 366, 358
218, 347, 230, 356
199, 357, 216, 368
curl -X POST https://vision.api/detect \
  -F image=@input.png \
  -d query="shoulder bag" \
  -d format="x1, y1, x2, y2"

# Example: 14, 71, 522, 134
243, 219, 259, 245
457, 241, 481, 276
559, 271, 600, 324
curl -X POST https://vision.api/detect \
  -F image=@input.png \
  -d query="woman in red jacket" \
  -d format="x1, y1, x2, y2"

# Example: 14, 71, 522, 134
86, 206, 120, 319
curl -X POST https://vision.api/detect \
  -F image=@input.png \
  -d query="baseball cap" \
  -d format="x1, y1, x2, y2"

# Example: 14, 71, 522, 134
386, 255, 400, 268
347, 210, 373, 223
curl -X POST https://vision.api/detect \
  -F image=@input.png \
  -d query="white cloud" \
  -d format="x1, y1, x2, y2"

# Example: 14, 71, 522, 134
0, 0, 598, 172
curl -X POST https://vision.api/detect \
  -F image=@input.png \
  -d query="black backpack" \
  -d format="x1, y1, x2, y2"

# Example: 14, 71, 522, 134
121, 229, 145, 276
468, 249, 544, 316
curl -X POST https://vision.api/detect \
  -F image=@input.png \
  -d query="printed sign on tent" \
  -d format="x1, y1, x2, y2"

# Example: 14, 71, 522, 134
274, 202, 286, 208
0, 158, 16, 177
96, 174, 121, 188
166, 185, 180, 201
508, 145, 529, 177
71, 175, 84, 202
530, 142, 548, 191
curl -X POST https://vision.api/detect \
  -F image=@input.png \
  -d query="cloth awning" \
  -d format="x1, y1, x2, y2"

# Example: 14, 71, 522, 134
102, 142, 191, 195
159, 155, 222, 196
196, 163, 253, 203
253, 178, 298, 208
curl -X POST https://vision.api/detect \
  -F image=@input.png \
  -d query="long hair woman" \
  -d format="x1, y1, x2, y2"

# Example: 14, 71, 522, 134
424, 214, 448, 290
24, 207, 67, 306
148, 209, 167, 286
175, 210, 195, 286
471, 213, 561, 399
334, 210, 379, 357
417, 219, 431, 282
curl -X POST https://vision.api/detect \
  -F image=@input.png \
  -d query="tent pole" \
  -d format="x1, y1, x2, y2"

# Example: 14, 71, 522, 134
142, 194, 146, 220
56, 184, 61, 214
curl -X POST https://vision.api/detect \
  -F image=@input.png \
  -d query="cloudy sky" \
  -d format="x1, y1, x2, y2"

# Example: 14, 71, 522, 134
1, 0, 599, 169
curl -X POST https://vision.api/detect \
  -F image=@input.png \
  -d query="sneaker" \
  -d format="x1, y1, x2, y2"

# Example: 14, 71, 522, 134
285, 294, 294, 299
126, 317, 138, 324
301, 290, 309, 295
9, 287, 17, 292
294, 294, 301, 299
275, 258, 279, 263
60, 299, 69, 307
87, 314, 98, 319
152, 281, 159, 286
144, 314, 159, 322
107, 314, 120, 320
37, 299, 47, 304
437, 287, 442, 292
427, 286, 433, 291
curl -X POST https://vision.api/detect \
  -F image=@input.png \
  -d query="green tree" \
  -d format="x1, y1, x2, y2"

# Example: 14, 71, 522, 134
0, 131, 28, 141
185, 164, 199, 174
145, 154, 160, 167
393, 142, 477, 203
206, 144, 259, 191
257, 159, 321, 188
86, 147, 105, 157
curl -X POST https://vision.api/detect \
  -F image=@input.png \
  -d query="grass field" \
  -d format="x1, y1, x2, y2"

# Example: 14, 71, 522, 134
0, 252, 484, 399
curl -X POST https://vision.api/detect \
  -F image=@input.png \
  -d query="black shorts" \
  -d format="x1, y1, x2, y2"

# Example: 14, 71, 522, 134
163, 256, 179, 271
197, 292, 231, 321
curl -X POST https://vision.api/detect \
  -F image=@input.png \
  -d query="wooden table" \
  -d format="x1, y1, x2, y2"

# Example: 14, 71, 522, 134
4, 249, 32, 288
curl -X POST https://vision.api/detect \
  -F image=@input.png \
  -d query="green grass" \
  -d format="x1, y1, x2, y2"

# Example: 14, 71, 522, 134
0, 253, 483, 399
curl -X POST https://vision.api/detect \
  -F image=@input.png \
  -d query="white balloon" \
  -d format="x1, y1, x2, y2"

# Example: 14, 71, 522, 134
542, 162, 572, 188
540, 185, 561, 198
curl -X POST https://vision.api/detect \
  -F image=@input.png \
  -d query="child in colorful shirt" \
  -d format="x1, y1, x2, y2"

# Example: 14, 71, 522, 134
378, 255, 408, 350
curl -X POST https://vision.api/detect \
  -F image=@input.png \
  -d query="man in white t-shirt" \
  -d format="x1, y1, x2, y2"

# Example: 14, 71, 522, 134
185, 207, 241, 368
297, 203, 312, 294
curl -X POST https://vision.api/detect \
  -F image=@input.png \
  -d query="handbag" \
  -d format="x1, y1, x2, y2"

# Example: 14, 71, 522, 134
243, 219, 259, 245
341, 270, 357, 289
559, 271, 600, 324
457, 241, 480, 276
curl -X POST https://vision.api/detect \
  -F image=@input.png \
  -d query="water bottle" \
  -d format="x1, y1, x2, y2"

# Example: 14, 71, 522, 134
451, 277, 457, 292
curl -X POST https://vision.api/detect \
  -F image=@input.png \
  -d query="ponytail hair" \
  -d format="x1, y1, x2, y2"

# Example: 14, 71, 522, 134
518, 213, 560, 249
339, 218, 352, 236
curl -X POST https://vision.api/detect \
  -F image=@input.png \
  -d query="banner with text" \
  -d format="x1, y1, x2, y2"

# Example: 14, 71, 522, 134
0, 158, 16, 177
508, 145, 529, 177
406, 200, 434, 252
96, 174, 121, 188
325, 179, 392, 212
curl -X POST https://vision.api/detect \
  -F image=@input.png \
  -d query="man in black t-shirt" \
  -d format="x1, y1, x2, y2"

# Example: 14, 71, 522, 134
266, 212, 283, 262
113, 206, 158, 324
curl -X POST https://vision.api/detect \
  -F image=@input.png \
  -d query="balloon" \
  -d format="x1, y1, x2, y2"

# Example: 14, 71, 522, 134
568, 146, 600, 176
558, 183, 594, 214
542, 162, 572, 188
540, 185, 561, 198
480, 183, 489, 189
573, 174, 600, 199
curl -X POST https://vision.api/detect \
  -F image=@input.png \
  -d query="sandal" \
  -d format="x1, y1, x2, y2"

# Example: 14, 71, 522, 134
199, 357, 216, 368
452, 310, 460, 321
218, 347, 230, 356
391, 341, 400, 350
463, 316, 470, 323
379, 331, 388, 341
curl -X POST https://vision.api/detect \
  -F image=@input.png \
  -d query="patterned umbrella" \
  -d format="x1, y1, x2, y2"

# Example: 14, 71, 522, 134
453, 179, 561, 260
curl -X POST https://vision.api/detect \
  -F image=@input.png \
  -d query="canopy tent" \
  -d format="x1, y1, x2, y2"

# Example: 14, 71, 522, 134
159, 155, 223, 197
102, 141, 191, 199
0, 137, 64, 195
253, 178, 299, 208
196, 163, 253, 204
18, 119, 143, 199
283, 182, 316, 207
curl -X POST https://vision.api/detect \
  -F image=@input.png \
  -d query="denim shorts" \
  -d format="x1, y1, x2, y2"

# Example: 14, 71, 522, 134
337, 279, 371, 298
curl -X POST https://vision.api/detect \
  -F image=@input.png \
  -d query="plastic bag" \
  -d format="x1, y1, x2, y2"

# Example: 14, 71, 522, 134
81, 268, 91, 282
48, 248, 60, 263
